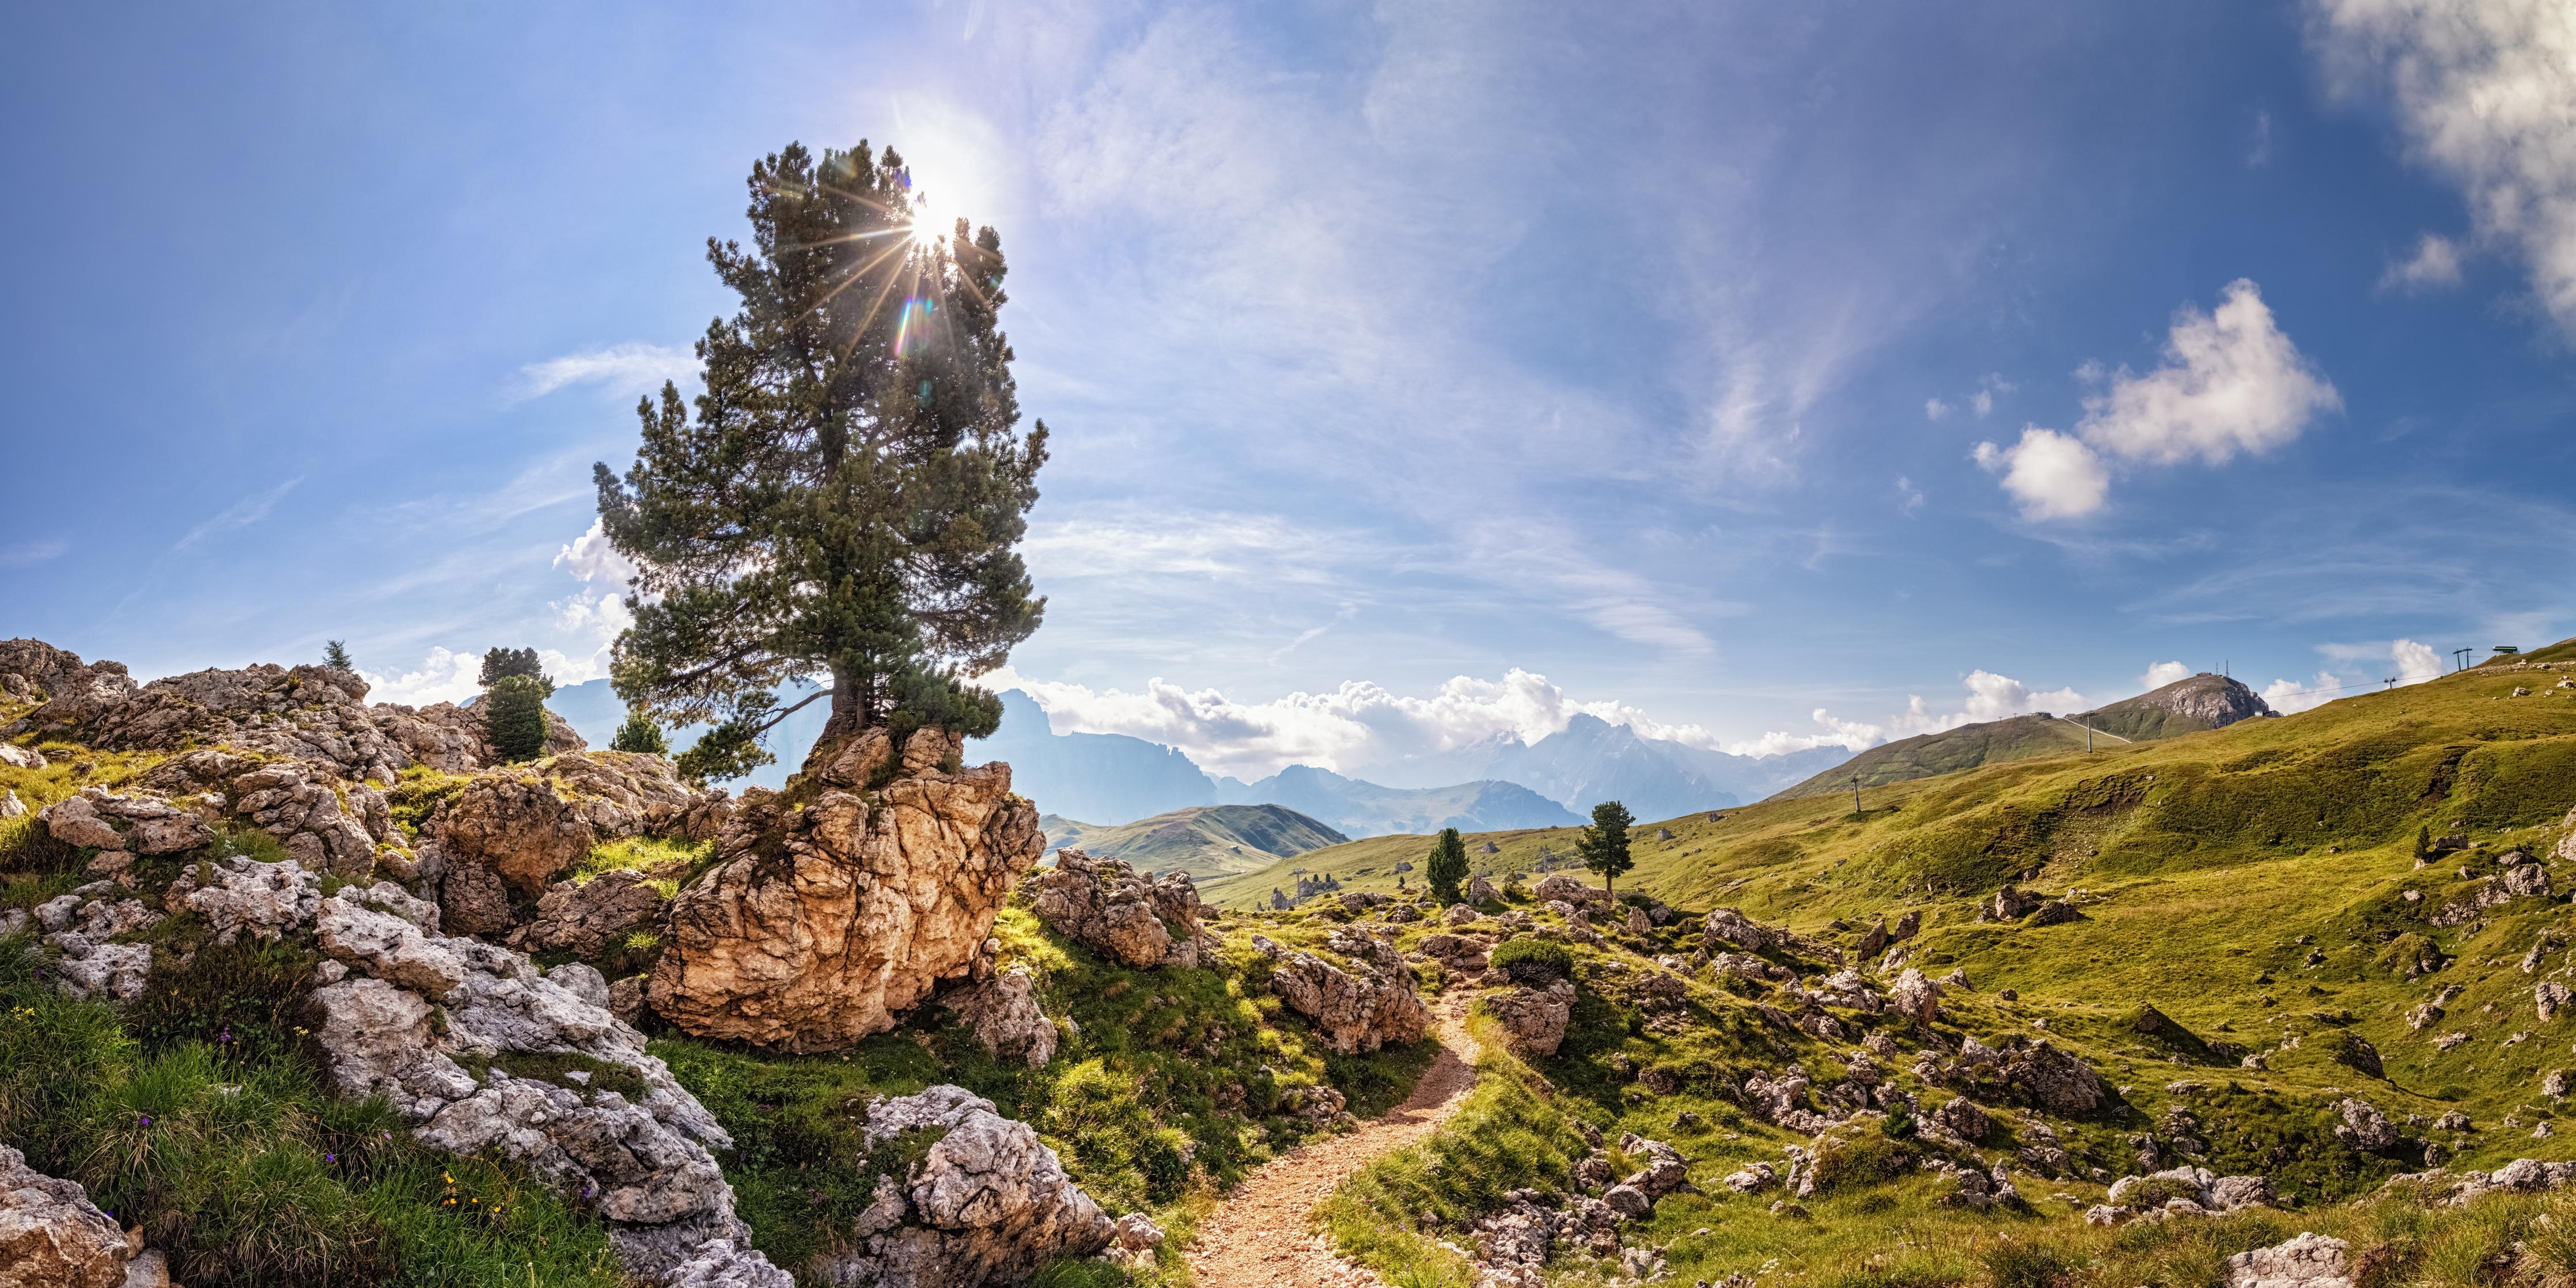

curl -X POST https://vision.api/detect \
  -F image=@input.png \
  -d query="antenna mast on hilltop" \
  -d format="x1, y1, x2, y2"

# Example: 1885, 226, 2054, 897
1850, 773, 1862, 817
2455, 647, 2474, 672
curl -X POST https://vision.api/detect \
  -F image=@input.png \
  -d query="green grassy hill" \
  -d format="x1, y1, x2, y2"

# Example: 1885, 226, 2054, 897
1771, 672, 2276, 801
1043, 803, 1348, 878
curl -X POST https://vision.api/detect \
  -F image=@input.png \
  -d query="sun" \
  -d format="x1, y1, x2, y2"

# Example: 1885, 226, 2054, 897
908, 188, 950, 251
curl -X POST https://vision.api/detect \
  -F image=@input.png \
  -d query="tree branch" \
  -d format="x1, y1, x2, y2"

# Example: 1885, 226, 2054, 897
748, 687, 835, 736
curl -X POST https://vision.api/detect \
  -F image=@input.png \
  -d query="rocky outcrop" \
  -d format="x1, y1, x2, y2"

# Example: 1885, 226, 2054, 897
0, 649, 581, 783
2223, 1232, 2351, 1288
943, 968, 1058, 1069
1485, 980, 1574, 1056
433, 752, 725, 897
1533, 874, 1605, 906
648, 728, 1043, 1052
20, 861, 786, 1286
1254, 929, 1430, 1054
0, 1145, 129, 1288
1025, 848, 1213, 969
809, 1086, 1115, 1288
2334, 1098, 2399, 1153
139, 750, 398, 878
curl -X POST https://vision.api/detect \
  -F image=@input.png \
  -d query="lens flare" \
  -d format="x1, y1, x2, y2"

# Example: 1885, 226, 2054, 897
895, 296, 936, 357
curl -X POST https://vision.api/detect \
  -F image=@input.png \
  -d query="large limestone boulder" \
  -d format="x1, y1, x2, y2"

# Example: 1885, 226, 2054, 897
510, 868, 672, 957
434, 752, 725, 897
1025, 848, 1214, 969
1486, 980, 1574, 1057
1253, 929, 1430, 1054
1533, 874, 1605, 906
0, 1145, 129, 1288
810, 1086, 1116, 1288
647, 728, 1044, 1052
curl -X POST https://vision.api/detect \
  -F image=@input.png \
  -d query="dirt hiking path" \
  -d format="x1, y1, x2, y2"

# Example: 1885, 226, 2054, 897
1185, 993, 1482, 1288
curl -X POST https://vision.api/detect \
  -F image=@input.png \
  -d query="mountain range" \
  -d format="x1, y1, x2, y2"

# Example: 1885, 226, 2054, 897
551, 683, 1853, 834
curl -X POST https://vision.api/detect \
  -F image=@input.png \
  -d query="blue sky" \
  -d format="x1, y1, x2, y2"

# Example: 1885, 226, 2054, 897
5, 1, 2571, 779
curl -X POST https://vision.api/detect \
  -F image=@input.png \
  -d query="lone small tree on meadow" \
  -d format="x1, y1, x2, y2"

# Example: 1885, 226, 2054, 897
1577, 800, 1637, 899
1427, 827, 1469, 906
2414, 825, 2433, 862
593, 141, 1047, 782
611, 707, 670, 756
322, 640, 353, 671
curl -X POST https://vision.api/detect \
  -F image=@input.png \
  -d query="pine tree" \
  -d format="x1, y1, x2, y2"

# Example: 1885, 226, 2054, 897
322, 640, 353, 670
593, 141, 1047, 782
2415, 825, 2433, 862
1427, 827, 1469, 906
484, 675, 551, 763
611, 707, 670, 756
478, 647, 549, 691
1577, 800, 1637, 899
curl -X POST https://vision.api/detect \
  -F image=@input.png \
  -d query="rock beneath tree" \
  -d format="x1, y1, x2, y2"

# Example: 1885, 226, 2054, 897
809, 1086, 1116, 1288
0, 1144, 129, 1288
1025, 847, 1213, 969
1534, 874, 1605, 906
1466, 874, 1501, 903
511, 869, 670, 957
648, 729, 1043, 1052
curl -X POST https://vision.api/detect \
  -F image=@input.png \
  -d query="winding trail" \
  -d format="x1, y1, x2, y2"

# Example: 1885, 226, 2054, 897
1187, 993, 1483, 1288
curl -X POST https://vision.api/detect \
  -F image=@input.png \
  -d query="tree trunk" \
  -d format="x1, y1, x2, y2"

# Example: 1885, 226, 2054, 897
817, 660, 867, 749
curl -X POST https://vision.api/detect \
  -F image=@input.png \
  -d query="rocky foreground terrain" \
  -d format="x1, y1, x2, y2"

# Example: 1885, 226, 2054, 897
12, 637, 2576, 1288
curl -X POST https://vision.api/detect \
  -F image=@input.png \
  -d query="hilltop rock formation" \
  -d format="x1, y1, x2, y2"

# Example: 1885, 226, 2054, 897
810, 1086, 1115, 1288
647, 727, 1044, 1052
1026, 847, 1214, 968
0, 643, 580, 782
1253, 928, 1429, 1053
0, 1144, 129, 1288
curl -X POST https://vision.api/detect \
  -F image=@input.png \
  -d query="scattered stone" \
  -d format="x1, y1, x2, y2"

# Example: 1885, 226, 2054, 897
943, 967, 1057, 1069
1484, 980, 1575, 1057
807, 1086, 1115, 1288
2222, 1232, 2351, 1288
2333, 1098, 2399, 1153
1253, 930, 1429, 1053
1027, 847, 1214, 969
0, 1144, 128, 1288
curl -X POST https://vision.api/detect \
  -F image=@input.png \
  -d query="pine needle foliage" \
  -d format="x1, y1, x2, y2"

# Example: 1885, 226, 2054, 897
593, 141, 1048, 778
1426, 827, 1469, 906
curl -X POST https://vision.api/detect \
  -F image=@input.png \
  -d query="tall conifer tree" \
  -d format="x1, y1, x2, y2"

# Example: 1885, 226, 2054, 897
594, 142, 1047, 780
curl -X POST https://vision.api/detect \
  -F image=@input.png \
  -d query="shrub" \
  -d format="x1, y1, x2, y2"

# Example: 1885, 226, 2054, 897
1978, 1240, 2075, 1288
1488, 939, 1573, 986
610, 708, 669, 756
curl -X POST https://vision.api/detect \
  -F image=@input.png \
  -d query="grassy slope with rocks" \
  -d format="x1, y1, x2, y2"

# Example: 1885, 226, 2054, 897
0, 687, 1448, 1288
1041, 803, 1350, 879
1301, 645, 2576, 1288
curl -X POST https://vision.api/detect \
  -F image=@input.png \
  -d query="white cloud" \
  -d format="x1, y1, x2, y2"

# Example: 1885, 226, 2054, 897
175, 477, 302, 552
981, 665, 1733, 781
2263, 671, 2346, 714
2310, 0, 2576, 334
1973, 427, 2111, 520
2381, 232, 2465, 290
358, 647, 485, 709
555, 518, 641, 587
2261, 636, 2446, 715
2139, 661, 2192, 691
1896, 476, 1925, 517
2075, 279, 2340, 467
2248, 108, 2275, 168
1925, 396, 1953, 421
516, 343, 698, 402
1733, 669, 2086, 756
1976, 281, 2336, 521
